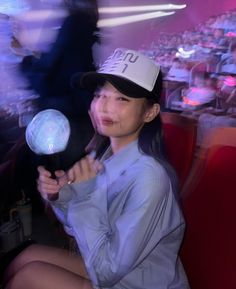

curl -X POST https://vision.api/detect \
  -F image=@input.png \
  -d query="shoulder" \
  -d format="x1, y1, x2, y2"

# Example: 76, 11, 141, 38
127, 155, 171, 200
136, 154, 168, 178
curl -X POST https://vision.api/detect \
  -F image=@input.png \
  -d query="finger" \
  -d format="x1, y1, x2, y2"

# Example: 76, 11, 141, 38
80, 158, 93, 174
56, 171, 69, 187
38, 173, 58, 185
54, 171, 67, 186
67, 168, 75, 183
37, 179, 59, 194
55, 170, 66, 178
72, 158, 92, 182
37, 166, 51, 177
86, 155, 102, 174
93, 159, 103, 173
86, 154, 96, 165
37, 177, 59, 188
68, 162, 81, 182
37, 185, 58, 195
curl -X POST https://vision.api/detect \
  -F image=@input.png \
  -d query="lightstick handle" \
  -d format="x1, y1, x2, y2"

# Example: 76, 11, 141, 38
44, 154, 61, 201
47, 175, 59, 201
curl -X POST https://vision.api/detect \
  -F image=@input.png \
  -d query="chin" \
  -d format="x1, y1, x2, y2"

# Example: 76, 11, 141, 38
97, 128, 110, 137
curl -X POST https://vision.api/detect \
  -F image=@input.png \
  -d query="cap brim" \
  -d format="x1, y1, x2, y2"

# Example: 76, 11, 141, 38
73, 71, 155, 99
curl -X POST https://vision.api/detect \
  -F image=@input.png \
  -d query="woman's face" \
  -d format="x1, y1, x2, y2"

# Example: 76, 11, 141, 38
91, 81, 158, 148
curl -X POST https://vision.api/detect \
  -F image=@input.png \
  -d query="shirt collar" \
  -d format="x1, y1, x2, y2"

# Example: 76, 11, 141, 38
101, 140, 143, 184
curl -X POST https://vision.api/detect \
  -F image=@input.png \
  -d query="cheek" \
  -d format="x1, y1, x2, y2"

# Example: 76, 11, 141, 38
122, 108, 146, 126
90, 99, 96, 112
90, 100, 99, 124
92, 98, 106, 112
90, 100, 96, 118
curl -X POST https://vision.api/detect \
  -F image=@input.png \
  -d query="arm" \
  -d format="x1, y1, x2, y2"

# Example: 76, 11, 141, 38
62, 166, 182, 287
37, 155, 102, 229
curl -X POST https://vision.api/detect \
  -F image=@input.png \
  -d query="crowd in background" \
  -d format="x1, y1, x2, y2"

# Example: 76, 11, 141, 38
139, 8, 236, 112
0, 4, 236, 205
140, 8, 236, 72
1, 6, 236, 117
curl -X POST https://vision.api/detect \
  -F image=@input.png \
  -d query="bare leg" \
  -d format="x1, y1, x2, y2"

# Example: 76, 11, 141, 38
5, 261, 93, 289
4, 244, 88, 284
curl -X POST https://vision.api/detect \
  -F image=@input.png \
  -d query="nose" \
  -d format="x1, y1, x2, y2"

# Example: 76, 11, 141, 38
96, 96, 109, 113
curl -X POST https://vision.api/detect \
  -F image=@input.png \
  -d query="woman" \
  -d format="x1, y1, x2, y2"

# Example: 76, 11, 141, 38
3, 48, 189, 289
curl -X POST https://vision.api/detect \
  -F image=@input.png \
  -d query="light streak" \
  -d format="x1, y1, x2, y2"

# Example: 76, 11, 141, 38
98, 4, 186, 14
98, 11, 175, 28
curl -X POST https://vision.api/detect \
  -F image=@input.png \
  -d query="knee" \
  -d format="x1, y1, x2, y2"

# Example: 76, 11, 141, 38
18, 244, 41, 258
7, 244, 39, 269
4, 244, 42, 282
5, 261, 43, 289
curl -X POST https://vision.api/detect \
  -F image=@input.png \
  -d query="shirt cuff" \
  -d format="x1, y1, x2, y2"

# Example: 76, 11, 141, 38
70, 177, 97, 201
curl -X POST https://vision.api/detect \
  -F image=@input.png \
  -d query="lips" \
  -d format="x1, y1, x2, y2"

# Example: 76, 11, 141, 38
99, 117, 114, 126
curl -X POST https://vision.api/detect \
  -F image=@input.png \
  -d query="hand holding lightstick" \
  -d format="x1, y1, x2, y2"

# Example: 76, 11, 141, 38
25, 109, 71, 200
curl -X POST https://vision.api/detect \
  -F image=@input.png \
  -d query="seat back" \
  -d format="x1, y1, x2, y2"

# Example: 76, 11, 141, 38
161, 112, 197, 188
180, 127, 236, 289
189, 62, 210, 86
165, 85, 186, 110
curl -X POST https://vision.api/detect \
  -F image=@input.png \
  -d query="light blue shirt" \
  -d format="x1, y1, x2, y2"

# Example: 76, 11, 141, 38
52, 141, 189, 289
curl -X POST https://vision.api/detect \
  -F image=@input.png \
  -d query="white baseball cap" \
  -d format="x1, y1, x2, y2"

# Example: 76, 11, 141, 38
73, 48, 162, 100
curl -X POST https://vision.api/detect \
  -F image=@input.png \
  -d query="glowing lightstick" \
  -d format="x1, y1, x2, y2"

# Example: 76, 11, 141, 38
25, 109, 71, 200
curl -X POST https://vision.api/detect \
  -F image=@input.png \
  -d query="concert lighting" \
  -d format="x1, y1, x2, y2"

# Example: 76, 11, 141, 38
98, 4, 187, 14
97, 4, 186, 27
98, 11, 175, 28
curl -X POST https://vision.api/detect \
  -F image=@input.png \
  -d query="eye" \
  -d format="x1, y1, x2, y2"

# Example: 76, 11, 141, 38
117, 96, 129, 102
93, 93, 101, 99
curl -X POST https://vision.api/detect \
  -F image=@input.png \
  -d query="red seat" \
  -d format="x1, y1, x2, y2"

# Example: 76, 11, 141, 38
180, 127, 236, 289
161, 112, 197, 188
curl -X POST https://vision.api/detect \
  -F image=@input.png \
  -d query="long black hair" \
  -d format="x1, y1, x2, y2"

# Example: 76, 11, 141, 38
138, 71, 179, 193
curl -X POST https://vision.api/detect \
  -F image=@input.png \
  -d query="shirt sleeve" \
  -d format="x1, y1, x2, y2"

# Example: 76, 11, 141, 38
51, 178, 96, 234
66, 167, 183, 287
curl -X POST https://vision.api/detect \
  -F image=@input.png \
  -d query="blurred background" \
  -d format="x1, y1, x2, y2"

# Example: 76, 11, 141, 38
1, 0, 236, 267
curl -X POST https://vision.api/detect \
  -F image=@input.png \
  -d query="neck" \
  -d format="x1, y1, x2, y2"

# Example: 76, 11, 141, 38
110, 136, 138, 154
108, 125, 143, 154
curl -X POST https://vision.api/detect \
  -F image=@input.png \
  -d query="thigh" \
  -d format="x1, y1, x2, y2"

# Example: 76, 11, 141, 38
5, 244, 88, 282
5, 261, 93, 289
